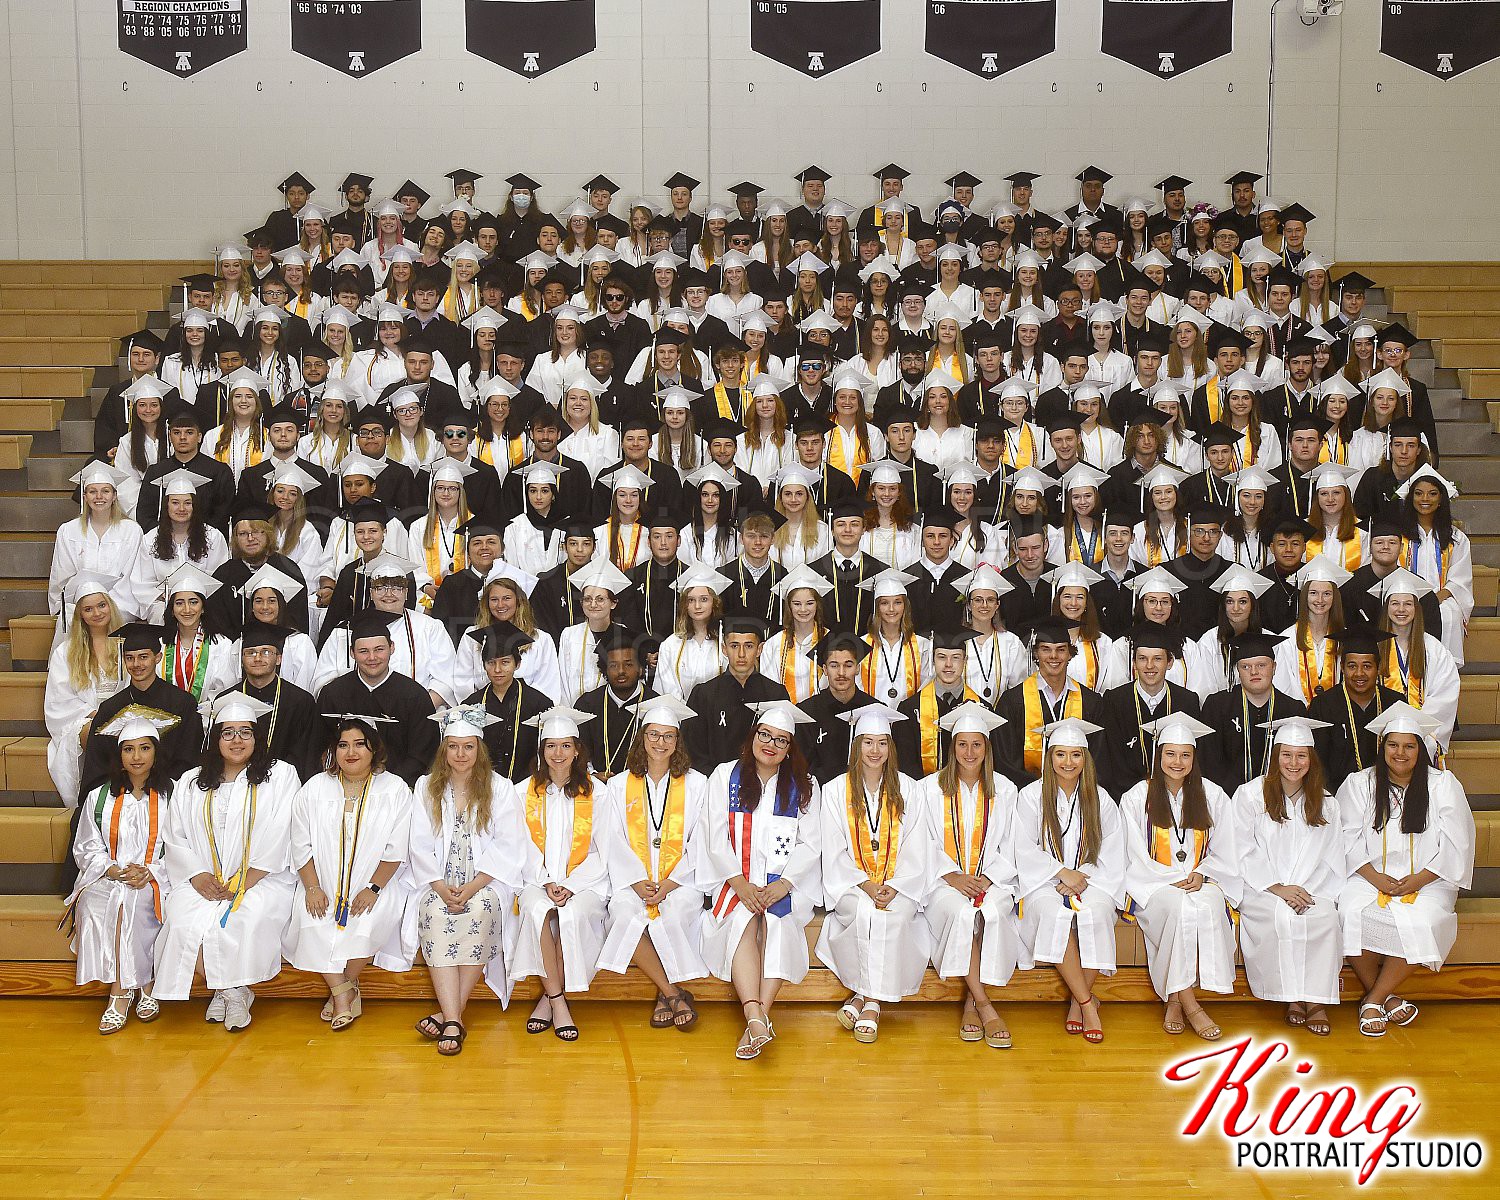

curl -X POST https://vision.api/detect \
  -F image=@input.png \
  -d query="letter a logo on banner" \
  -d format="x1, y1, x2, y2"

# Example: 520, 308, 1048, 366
291, 0, 423, 78
118, 1, 248, 78
750, 0, 881, 78
467, 0, 597, 78
1381, 0, 1500, 81
1100, 0, 1233, 79
925, 0, 1057, 80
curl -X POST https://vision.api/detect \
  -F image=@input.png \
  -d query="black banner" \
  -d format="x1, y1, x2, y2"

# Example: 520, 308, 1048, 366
750, 0, 881, 77
1100, 0, 1233, 79
117, 0, 247, 78
1380, 0, 1500, 80
465, 0, 596, 77
926, 0, 1056, 78
291, 0, 421, 77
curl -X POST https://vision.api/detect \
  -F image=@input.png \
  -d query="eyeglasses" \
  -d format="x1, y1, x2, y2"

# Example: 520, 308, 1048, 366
219, 728, 257, 741
643, 729, 676, 743
603, 293, 627, 302
755, 728, 792, 750
372, 581, 408, 593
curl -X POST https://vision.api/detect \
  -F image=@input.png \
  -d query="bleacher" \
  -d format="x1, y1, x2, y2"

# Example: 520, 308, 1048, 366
0, 258, 1497, 1002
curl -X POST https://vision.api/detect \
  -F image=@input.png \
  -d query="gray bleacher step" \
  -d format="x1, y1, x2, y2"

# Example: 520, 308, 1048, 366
0, 720, 47, 737
0, 591, 47, 623
0, 492, 79, 531
1471, 866, 1500, 899
0, 537, 63, 576
1433, 400, 1491, 423
22, 455, 87, 492
1471, 545, 1500, 568
0, 864, 65, 897
58, 420, 91, 455
1452, 497, 1500, 533
1442, 459, 1500, 492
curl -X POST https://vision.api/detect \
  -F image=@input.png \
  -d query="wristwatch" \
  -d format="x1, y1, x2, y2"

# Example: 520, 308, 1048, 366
366, 882, 382, 896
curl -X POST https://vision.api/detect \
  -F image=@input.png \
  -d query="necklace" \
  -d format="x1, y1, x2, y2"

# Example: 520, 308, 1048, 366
646, 774, 668, 849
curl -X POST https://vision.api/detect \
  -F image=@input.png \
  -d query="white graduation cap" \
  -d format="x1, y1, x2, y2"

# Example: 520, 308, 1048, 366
774, 463, 823, 492
442, 241, 482, 265
746, 699, 816, 735
580, 245, 620, 267
265, 460, 323, 497
71, 461, 129, 490
1058, 461, 1110, 494
180, 309, 215, 331
388, 386, 424, 413
637, 696, 698, 731
336, 452, 388, 480
1349, 322, 1379, 342
921, 368, 964, 394
121, 377, 169, 406
1083, 300, 1124, 325
481, 375, 521, 401
248, 305, 287, 328
718, 250, 754, 272
1260, 716, 1332, 748
1013, 250, 1046, 272
201, 691, 274, 726
773, 563, 835, 599
157, 468, 212, 498
1147, 379, 1188, 407
430, 705, 502, 737
1291, 557, 1353, 588
838, 703, 908, 739
1172, 307, 1212, 333
375, 302, 411, 325
1042, 717, 1102, 749
956, 564, 1013, 597
604, 464, 654, 493
1365, 367, 1412, 397
1132, 249, 1175, 272
749, 374, 791, 399
1238, 244, 1282, 269
550, 303, 586, 326
215, 244, 251, 263
646, 250, 687, 271
561, 371, 609, 400
942, 463, 982, 489
1239, 311, 1272, 333
828, 367, 877, 396
1044, 561, 1104, 590
940, 701, 1008, 737
822, 200, 857, 223
926, 300, 973, 329
362, 552, 417, 582
319, 304, 359, 331
1211, 565, 1274, 598
1305, 462, 1358, 493
524, 705, 596, 741
387, 246, 419, 267
1317, 373, 1364, 401
682, 462, 740, 492
670, 564, 733, 594
1364, 702, 1441, 741
1369, 566, 1433, 602
1220, 368, 1264, 394
798, 310, 842, 335
63, 571, 116, 611
1192, 251, 1231, 274
1006, 466, 1052, 495
998, 377, 1037, 401
858, 255, 903, 283
1141, 714, 1215, 746
1229, 465, 1278, 494
517, 251, 558, 273
557, 199, 596, 222
517, 460, 569, 488
1009, 304, 1048, 328
1295, 254, 1332, 277
789, 251, 830, 275
1127, 567, 1187, 596
371, 198, 404, 219
1394, 464, 1457, 500
238, 562, 304, 601
702, 203, 732, 223
859, 568, 918, 599
569, 559, 633, 595
934, 244, 968, 263
1064, 253, 1106, 274
1136, 463, 1189, 491
1256, 198, 1283, 215
97, 706, 181, 743
858, 458, 907, 488
273, 247, 313, 269
223, 366, 270, 394
429, 458, 479, 487
441, 198, 479, 218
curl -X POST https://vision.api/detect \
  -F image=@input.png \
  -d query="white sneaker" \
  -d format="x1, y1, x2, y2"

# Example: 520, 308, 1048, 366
223, 986, 254, 1032
206, 991, 226, 1023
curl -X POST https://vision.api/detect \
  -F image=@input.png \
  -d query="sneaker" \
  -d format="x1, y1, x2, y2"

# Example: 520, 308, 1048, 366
223, 986, 254, 1032
206, 990, 227, 1023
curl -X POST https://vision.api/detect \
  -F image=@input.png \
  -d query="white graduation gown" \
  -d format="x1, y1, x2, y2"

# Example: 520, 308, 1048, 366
49, 519, 144, 620
758, 632, 822, 705
66, 783, 169, 988
1121, 778, 1243, 998
44, 643, 124, 807
1387, 633, 1460, 751
815, 772, 933, 1003
1231, 779, 1346, 1004
155, 762, 300, 998
504, 515, 565, 579
1404, 527, 1473, 666
1336, 768, 1475, 970
556, 622, 610, 706
119, 531, 230, 624
965, 631, 1030, 704
314, 609, 459, 704
597, 769, 710, 983
1014, 781, 1126, 974
392, 775, 529, 1005
698, 761, 823, 985
283, 771, 414, 972
654, 634, 725, 701
920, 773, 1024, 986
510, 783, 610, 992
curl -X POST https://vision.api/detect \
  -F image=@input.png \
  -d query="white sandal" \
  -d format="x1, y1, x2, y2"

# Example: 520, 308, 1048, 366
853, 1002, 881, 1044
134, 990, 160, 1022
837, 995, 863, 1031
1358, 1002, 1388, 1038
1384, 996, 1419, 1027
99, 992, 132, 1035
736, 1018, 771, 1060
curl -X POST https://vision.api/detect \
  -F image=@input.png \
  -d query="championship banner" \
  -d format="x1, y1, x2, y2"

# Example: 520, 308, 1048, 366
465, 0, 596, 77
749, 0, 882, 77
925, 0, 1056, 79
117, 0, 247, 78
1100, 0, 1233, 79
1380, 0, 1500, 81
291, 0, 422, 78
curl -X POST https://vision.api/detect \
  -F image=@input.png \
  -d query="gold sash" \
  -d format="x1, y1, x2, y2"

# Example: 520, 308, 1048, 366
524, 779, 593, 876
624, 772, 686, 918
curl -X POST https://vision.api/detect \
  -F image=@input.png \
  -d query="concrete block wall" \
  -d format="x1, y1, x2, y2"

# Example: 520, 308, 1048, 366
0, 0, 1493, 260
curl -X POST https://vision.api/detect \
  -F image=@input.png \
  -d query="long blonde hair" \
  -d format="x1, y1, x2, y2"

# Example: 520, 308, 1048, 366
424, 740, 497, 834
474, 577, 537, 637
66, 593, 122, 692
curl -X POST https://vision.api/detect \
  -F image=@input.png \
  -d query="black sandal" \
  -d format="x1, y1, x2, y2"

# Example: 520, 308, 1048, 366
669, 988, 698, 1031
551, 993, 579, 1042
415, 1013, 445, 1041
436, 1021, 466, 1056
649, 992, 675, 1029
526, 991, 559, 1035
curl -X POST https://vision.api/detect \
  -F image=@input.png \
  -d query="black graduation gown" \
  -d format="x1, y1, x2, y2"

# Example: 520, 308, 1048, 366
376, 375, 467, 431
1267, 462, 1315, 524
576, 682, 656, 780
719, 558, 787, 626
998, 566, 1054, 632
1343, 566, 1442, 637
429, 565, 487, 646
1091, 564, 1141, 640
235, 674, 323, 781
957, 375, 1009, 425
905, 559, 969, 637
893, 686, 988, 779
1101, 459, 1152, 512
870, 379, 925, 431
1309, 685, 1408, 793
796, 687, 876, 786
623, 558, 686, 640
1163, 553, 1232, 639
994, 677, 1105, 788
808, 550, 886, 636
210, 553, 311, 637
416, 455, 503, 526
235, 454, 334, 522
92, 378, 183, 460
529, 563, 587, 640
1260, 383, 1318, 436
1178, 468, 1236, 515
1198, 687, 1308, 794
316, 669, 438, 786
588, 457, 684, 522
854, 454, 941, 515
500, 452, 594, 525
583, 312, 653, 377
462, 680, 552, 783
1352, 464, 1411, 524
780, 383, 832, 427
137, 453, 236, 531
683, 672, 789, 774
79, 678, 204, 802
1257, 564, 1302, 634
1097, 681, 1202, 800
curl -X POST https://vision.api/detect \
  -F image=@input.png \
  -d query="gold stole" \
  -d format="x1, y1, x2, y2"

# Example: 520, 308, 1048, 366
1003, 424, 1037, 469
1399, 536, 1451, 589
1205, 377, 1222, 425
712, 382, 739, 421
827, 425, 868, 483
1304, 536, 1361, 572
1023, 678, 1083, 775
861, 636, 919, 699
1298, 637, 1337, 700
423, 521, 467, 605
1237, 428, 1257, 466
624, 773, 686, 918
918, 683, 980, 774
1076, 638, 1100, 690
524, 779, 593, 876
944, 787, 988, 875
847, 782, 901, 885
1151, 823, 1207, 868
1383, 645, 1425, 710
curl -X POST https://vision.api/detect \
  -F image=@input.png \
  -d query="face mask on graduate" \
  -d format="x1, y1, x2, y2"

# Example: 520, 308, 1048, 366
513, 193, 532, 211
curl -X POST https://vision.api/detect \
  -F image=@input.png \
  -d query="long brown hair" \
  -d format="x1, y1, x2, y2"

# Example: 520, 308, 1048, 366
529, 736, 594, 799
425, 738, 497, 833
475, 577, 537, 637
1145, 744, 1212, 832
1040, 746, 1105, 865
1261, 746, 1328, 826
733, 726, 813, 813
936, 736, 995, 807
1379, 597, 1428, 686
623, 727, 692, 778
845, 732, 905, 820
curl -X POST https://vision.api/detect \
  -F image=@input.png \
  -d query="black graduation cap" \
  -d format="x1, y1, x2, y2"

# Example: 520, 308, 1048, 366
506, 173, 542, 191
1283, 337, 1318, 361
792, 413, 833, 439
795, 165, 832, 184
1387, 416, 1424, 439
620, 411, 663, 436
1005, 171, 1041, 186
110, 621, 165, 653
1030, 212, 1063, 232
1277, 203, 1316, 224
1331, 622, 1395, 657
920, 503, 962, 529
908, 220, 939, 242
124, 328, 164, 355
164, 399, 207, 430
563, 518, 598, 540
1075, 165, 1113, 184
728, 181, 764, 198
1127, 623, 1183, 656
872, 164, 911, 181
1369, 516, 1404, 540
394, 180, 430, 205
240, 621, 292, 651
932, 627, 984, 652
1211, 212, 1244, 236
646, 215, 677, 235
972, 227, 1004, 248
1155, 175, 1191, 193
1266, 265, 1301, 290
468, 620, 534, 662
974, 415, 1013, 439
1046, 411, 1087, 437
1025, 617, 1080, 647
645, 505, 680, 530
340, 172, 375, 193
353, 403, 394, 433
1335, 270, 1377, 293
244, 227, 276, 249
1201, 422, 1241, 449
344, 496, 391, 524
279, 171, 316, 195
896, 278, 929, 300
299, 339, 336, 363
945, 170, 983, 191
454, 518, 505, 542
445, 168, 483, 187
231, 497, 276, 526
663, 172, 701, 191
1284, 412, 1328, 437
1378, 322, 1419, 349
1271, 517, 1320, 539
179, 272, 219, 294
721, 614, 770, 640
1184, 502, 1230, 526
725, 218, 759, 240
854, 222, 882, 242
1128, 408, 1170, 428
595, 213, 629, 236
1224, 171, 1263, 187
1103, 506, 1142, 528
582, 174, 620, 194
680, 266, 712, 290
814, 631, 872, 665
1134, 328, 1171, 355
349, 609, 399, 643
881, 402, 921, 429
700, 417, 744, 443
1208, 326, 1252, 355
1145, 214, 1176, 238
1229, 632, 1285, 662
652, 326, 689, 348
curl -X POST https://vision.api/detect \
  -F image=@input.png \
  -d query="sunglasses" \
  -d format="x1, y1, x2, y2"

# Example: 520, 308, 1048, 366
604, 293, 627, 301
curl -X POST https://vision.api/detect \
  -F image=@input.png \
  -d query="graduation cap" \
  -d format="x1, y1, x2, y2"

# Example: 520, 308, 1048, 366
340, 172, 375, 194
1075, 165, 1113, 184
872, 163, 911, 181
342, 495, 391, 524
98, 706, 181, 743
794, 165, 832, 185
1331, 622, 1395, 657
124, 328, 164, 356
1277, 202, 1316, 225
1155, 175, 1191, 194
243, 227, 276, 250
1127, 623, 1184, 656
110, 621, 166, 653
179, 272, 219, 295
1005, 171, 1041, 187
445, 168, 483, 189
721, 614, 771, 641
1378, 322, 1419, 349
1335, 270, 1377, 294
505, 173, 542, 192
582, 174, 620, 195
239, 621, 293, 652
727, 181, 764, 199
1025, 617, 1081, 649
393, 179, 430, 205
1224, 171, 1263, 187
663, 172, 700, 191
468, 620, 535, 663
699, 416, 744, 445
807, 631, 868, 666
278, 171, 316, 195
1228, 632, 1285, 663
945, 170, 983, 192
348, 609, 400, 644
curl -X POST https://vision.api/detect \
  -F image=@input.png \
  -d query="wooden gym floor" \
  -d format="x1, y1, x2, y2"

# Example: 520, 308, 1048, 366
3, 998, 1496, 1199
